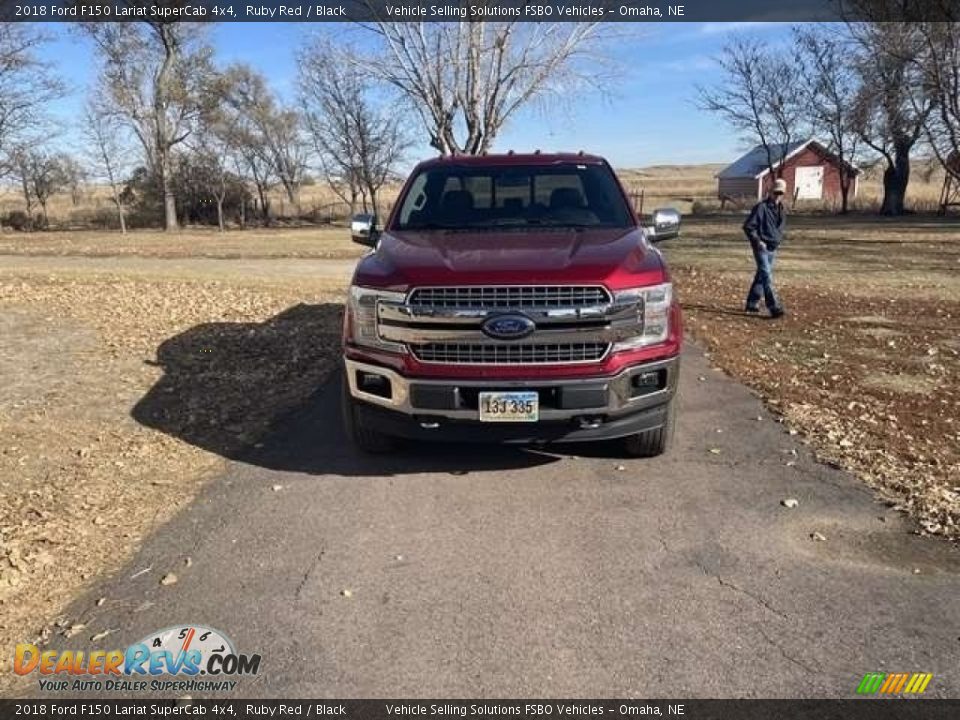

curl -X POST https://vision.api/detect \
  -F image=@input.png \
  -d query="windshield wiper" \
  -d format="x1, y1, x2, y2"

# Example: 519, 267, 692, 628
404, 222, 456, 231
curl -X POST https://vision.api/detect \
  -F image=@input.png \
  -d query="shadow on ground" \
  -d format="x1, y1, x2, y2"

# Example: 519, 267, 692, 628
133, 303, 562, 476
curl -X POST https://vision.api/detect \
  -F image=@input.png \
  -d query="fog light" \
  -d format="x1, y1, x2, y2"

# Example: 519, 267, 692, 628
631, 370, 664, 397
357, 371, 392, 399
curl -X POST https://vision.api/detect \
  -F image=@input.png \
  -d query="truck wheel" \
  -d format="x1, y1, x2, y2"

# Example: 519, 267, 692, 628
341, 374, 397, 454
623, 398, 676, 458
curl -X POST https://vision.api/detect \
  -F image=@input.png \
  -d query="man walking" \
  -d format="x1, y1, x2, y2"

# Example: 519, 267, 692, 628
743, 178, 787, 318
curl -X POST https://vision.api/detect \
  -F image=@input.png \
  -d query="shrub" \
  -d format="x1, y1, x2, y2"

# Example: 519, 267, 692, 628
3, 210, 31, 231
67, 206, 122, 230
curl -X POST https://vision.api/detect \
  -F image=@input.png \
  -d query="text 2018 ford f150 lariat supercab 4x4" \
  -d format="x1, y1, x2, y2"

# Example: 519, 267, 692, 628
341, 152, 682, 456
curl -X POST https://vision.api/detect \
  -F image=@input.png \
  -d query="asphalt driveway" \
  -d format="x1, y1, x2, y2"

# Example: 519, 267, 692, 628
31, 345, 960, 698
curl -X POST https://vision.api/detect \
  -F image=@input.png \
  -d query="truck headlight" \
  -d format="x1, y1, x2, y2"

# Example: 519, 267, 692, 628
347, 286, 407, 353
612, 282, 672, 352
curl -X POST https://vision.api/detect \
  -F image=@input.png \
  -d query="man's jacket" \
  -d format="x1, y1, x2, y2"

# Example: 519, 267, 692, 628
743, 198, 785, 250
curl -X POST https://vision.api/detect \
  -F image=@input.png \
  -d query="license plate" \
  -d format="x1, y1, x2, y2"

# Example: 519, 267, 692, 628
478, 391, 539, 422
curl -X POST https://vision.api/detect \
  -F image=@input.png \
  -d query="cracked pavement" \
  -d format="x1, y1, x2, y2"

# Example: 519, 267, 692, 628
30, 344, 960, 698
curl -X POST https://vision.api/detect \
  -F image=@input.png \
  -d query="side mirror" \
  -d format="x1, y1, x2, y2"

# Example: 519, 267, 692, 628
351, 213, 379, 248
646, 207, 681, 243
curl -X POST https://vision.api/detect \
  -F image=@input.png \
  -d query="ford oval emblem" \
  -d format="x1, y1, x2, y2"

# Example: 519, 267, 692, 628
481, 313, 536, 340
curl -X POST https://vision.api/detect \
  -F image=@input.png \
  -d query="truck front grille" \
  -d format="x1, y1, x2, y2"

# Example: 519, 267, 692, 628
408, 285, 610, 309
411, 342, 610, 365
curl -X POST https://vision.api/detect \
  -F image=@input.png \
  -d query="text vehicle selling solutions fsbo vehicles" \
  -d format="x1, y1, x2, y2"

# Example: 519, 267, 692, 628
342, 152, 682, 457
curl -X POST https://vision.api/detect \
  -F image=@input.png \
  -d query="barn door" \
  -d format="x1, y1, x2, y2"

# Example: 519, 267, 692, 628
795, 166, 824, 200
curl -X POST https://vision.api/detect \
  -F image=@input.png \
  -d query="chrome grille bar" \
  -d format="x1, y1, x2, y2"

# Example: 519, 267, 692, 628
411, 342, 610, 365
408, 285, 611, 309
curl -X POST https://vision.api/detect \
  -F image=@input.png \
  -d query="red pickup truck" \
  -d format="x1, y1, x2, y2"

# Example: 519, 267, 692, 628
341, 152, 682, 456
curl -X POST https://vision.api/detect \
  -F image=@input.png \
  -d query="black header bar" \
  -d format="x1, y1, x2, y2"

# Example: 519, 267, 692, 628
3, 700, 960, 719
3, 0, 953, 24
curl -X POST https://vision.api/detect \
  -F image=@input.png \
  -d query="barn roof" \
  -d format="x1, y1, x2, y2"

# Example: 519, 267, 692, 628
717, 141, 809, 179
717, 139, 860, 179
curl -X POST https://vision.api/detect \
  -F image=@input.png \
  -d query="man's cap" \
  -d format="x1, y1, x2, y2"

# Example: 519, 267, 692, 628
773, 179, 787, 193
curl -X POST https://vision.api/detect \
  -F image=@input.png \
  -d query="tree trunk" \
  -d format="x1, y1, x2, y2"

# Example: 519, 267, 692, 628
839, 175, 851, 215
239, 198, 246, 229
19, 173, 34, 231
256, 185, 271, 225
159, 150, 178, 231
284, 182, 300, 216
115, 197, 127, 235
880, 145, 911, 216
216, 198, 225, 232
368, 186, 379, 222
349, 188, 358, 218
40, 200, 49, 229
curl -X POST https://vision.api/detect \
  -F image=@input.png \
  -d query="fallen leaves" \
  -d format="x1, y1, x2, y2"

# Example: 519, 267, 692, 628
671, 263, 959, 542
63, 623, 86, 638
0, 272, 345, 683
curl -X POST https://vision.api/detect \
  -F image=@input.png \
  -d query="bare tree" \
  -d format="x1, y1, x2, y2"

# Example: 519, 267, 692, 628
299, 39, 408, 219
79, 14, 215, 231
217, 66, 276, 224
847, 24, 932, 215
344, 20, 607, 155
8, 147, 36, 227
220, 64, 309, 217
30, 152, 69, 227
910, 22, 960, 184
0, 24, 61, 177
697, 36, 805, 179
60, 156, 88, 207
8, 147, 69, 228
837, 2, 938, 215
794, 26, 862, 212
83, 102, 132, 233
190, 111, 237, 232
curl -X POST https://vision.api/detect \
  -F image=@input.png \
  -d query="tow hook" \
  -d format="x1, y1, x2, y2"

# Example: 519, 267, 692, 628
578, 416, 603, 430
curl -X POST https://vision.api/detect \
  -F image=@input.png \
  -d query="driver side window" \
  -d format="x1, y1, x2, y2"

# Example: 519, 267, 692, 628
399, 173, 429, 225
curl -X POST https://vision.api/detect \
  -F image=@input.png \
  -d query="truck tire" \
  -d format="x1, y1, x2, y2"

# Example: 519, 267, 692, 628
341, 374, 398, 454
623, 398, 676, 457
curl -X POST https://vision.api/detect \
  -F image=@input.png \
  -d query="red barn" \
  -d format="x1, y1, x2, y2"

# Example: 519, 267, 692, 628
717, 139, 860, 204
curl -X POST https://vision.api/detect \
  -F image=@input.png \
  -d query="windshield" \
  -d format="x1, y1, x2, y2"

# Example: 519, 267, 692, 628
392, 163, 635, 231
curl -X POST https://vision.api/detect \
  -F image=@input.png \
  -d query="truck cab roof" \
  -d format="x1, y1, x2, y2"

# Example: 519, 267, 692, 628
414, 152, 607, 171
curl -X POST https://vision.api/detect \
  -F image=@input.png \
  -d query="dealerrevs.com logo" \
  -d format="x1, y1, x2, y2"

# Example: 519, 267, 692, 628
15, 625, 261, 693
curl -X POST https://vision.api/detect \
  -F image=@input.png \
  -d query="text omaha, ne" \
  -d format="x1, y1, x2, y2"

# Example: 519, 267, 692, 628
385, 4, 685, 18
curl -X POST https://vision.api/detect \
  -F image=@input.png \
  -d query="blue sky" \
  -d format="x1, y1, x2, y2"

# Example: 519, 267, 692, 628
43, 21, 791, 169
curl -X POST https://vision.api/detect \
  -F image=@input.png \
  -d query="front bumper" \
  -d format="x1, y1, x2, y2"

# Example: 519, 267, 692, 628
344, 355, 679, 443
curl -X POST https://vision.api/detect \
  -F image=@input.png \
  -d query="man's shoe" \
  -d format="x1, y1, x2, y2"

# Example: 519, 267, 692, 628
769, 307, 786, 319
744, 305, 760, 313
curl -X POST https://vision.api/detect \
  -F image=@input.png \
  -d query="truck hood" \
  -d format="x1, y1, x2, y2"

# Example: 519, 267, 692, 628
351, 227, 666, 290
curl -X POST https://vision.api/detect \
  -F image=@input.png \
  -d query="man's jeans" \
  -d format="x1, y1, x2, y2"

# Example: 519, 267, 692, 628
746, 241, 781, 311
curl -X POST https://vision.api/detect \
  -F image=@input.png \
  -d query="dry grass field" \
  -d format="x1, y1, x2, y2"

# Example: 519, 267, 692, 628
0, 226, 359, 259
0, 158, 949, 228
616, 160, 947, 214
0, 164, 957, 686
